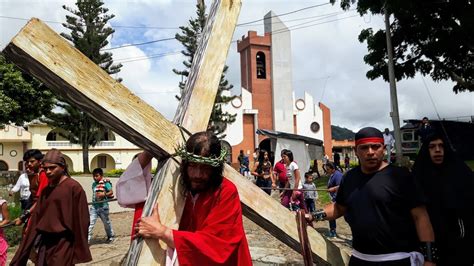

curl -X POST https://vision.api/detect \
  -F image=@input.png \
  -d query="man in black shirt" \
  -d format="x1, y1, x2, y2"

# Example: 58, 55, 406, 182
308, 127, 436, 266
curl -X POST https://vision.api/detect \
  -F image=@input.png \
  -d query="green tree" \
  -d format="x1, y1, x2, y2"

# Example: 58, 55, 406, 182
44, 0, 122, 173
0, 54, 55, 126
332, 0, 474, 93
173, 4, 236, 137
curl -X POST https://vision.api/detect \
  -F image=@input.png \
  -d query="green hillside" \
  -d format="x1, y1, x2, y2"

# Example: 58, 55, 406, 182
331, 125, 355, 140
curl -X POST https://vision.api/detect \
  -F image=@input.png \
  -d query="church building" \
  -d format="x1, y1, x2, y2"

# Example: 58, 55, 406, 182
221, 11, 332, 166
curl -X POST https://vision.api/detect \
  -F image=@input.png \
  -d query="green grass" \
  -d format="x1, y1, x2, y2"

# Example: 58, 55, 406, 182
5, 203, 23, 246
465, 160, 474, 171
314, 175, 331, 208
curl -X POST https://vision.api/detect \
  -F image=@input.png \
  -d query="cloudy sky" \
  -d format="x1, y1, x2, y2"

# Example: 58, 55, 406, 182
1, 0, 472, 132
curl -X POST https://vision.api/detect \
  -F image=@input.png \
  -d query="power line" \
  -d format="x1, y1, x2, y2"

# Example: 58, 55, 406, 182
104, 10, 352, 51
111, 24, 178, 30
237, 2, 331, 26
0, 2, 332, 30
0, 15, 179, 30
115, 51, 181, 63
102, 38, 176, 51
271, 14, 359, 35
238, 9, 355, 27
117, 14, 361, 64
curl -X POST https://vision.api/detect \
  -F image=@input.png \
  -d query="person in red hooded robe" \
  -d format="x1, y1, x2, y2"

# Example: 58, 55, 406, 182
119, 131, 252, 265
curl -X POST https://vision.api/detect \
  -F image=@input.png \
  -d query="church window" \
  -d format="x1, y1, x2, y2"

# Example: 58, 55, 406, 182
256, 52, 266, 79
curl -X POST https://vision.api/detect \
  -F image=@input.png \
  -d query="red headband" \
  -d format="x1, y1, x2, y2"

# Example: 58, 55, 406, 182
355, 137, 384, 146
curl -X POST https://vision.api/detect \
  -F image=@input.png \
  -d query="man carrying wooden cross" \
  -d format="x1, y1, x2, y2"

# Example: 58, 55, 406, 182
117, 131, 252, 265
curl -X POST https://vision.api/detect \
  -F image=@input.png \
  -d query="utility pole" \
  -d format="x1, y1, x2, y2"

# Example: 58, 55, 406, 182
384, 7, 403, 165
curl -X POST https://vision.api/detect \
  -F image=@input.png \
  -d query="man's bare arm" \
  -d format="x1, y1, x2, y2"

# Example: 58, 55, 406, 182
307, 202, 346, 222
138, 151, 154, 169
411, 206, 435, 242
323, 202, 346, 220
411, 206, 437, 266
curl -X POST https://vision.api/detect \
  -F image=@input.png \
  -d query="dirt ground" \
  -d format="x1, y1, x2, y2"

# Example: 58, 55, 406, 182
5, 175, 354, 265
8, 212, 351, 265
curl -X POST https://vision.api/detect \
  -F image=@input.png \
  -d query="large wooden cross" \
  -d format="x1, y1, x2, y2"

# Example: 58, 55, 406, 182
3, 1, 349, 265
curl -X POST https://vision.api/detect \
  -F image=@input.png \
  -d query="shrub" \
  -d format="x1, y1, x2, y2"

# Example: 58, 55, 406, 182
5, 203, 23, 246
68, 170, 84, 176
105, 168, 125, 177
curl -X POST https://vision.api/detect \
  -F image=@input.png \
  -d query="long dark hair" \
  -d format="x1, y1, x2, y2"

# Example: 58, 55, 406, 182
283, 150, 294, 163
180, 131, 224, 192
413, 133, 473, 208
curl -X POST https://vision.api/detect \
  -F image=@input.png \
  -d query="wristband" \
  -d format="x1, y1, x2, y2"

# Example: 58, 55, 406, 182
19, 209, 31, 222
419, 242, 438, 263
312, 209, 327, 221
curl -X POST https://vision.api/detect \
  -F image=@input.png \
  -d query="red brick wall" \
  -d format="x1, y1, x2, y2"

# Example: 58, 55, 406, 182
237, 31, 273, 144
319, 102, 333, 160
231, 114, 256, 166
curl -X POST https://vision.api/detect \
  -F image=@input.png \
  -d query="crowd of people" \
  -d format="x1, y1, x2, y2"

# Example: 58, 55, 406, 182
241, 123, 472, 265
5, 148, 115, 265
2, 123, 472, 265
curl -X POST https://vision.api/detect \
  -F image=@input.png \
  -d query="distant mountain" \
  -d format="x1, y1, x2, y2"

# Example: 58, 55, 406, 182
331, 125, 355, 140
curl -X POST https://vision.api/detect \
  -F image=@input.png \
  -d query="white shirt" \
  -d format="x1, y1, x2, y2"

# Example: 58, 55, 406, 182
116, 158, 152, 208
286, 162, 302, 189
383, 133, 395, 146
11, 173, 31, 200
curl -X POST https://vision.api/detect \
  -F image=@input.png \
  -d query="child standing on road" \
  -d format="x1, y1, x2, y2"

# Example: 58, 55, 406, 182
88, 168, 115, 244
302, 172, 317, 213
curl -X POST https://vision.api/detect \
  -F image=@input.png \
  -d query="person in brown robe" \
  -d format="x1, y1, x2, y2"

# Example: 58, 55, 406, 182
11, 149, 92, 265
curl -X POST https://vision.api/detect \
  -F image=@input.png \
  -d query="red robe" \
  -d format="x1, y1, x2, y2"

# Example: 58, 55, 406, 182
11, 178, 92, 265
173, 178, 252, 266
36, 171, 49, 198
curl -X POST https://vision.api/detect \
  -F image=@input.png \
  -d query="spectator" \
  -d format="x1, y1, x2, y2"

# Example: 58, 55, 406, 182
344, 154, 350, 171
9, 172, 30, 212
303, 172, 317, 213
416, 117, 436, 143
326, 162, 343, 237
383, 128, 395, 164
252, 150, 274, 195
274, 149, 288, 192
333, 152, 343, 172
88, 168, 115, 244
281, 150, 306, 212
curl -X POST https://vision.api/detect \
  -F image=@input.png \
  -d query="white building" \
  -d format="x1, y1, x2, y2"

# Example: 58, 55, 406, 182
0, 122, 151, 172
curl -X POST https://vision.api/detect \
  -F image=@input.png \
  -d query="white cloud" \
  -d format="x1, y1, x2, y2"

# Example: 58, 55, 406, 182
1, 0, 472, 132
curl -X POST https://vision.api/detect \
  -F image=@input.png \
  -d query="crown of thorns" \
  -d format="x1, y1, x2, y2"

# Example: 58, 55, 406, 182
174, 145, 228, 167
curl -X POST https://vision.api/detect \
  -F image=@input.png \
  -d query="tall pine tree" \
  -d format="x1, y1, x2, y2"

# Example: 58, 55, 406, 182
44, 0, 122, 173
173, 3, 236, 137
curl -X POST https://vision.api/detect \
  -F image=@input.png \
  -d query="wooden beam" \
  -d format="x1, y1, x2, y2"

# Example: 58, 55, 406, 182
224, 165, 350, 265
2, 10, 350, 266
2, 18, 181, 159
131, 0, 242, 264
126, 158, 184, 265
173, 0, 242, 132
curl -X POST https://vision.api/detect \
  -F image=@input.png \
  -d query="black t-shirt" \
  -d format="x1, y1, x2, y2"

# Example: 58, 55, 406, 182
336, 165, 425, 254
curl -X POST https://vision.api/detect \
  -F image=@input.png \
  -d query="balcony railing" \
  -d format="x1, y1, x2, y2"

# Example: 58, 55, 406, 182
46, 141, 116, 148
47, 141, 72, 147
96, 141, 115, 147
